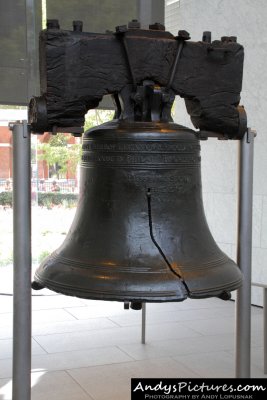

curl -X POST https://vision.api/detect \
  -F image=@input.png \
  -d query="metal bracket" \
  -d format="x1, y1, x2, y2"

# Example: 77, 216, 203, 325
246, 127, 257, 143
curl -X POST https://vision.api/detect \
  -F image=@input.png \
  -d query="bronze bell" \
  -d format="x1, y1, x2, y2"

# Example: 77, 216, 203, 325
32, 120, 242, 302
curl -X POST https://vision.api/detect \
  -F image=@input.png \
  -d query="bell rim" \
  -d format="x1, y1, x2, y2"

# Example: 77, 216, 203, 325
32, 275, 188, 303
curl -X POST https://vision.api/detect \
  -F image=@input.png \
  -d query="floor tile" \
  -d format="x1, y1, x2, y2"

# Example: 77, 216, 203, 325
0, 313, 12, 327
32, 294, 87, 310
0, 309, 78, 339
227, 346, 266, 376
182, 316, 236, 335
65, 298, 235, 321
0, 338, 46, 360
0, 297, 13, 313
147, 297, 235, 312
68, 357, 199, 400
0, 370, 94, 400
34, 326, 141, 353
0, 378, 10, 400
108, 306, 236, 327
65, 301, 129, 319
0, 325, 12, 340
32, 317, 118, 336
34, 322, 200, 354
0, 294, 265, 399
0, 346, 132, 380
31, 346, 133, 372
0, 358, 11, 379
173, 350, 266, 378
173, 351, 235, 377
182, 312, 263, 338
119, 333, 235, 360
32, 308, 77, 324
145, 321, 201, 341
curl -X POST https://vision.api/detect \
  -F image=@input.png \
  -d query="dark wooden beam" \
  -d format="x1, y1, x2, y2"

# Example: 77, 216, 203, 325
29, 23, 246, 139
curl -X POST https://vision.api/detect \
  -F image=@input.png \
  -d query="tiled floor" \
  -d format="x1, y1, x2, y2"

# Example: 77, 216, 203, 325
0, 276, 266, 400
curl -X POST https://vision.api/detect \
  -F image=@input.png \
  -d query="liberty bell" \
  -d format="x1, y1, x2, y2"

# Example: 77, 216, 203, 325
30, 22, 245, 304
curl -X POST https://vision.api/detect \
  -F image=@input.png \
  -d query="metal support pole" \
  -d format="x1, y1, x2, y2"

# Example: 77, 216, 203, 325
11, 121, 32, 400
264, 288, 267, 374
141, 303, 146, 344
235, 128, 255, 378
137, 0, 165, 28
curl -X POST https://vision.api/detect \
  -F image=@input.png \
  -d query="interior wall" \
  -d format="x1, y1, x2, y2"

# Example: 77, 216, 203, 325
0, 0, 41, 105
165, 0, 267, 306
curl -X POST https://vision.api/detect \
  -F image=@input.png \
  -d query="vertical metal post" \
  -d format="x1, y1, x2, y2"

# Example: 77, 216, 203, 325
235, 128, 255, 378
264, 288, 267, 374
11, 121, 32, 400
137, 0, 165, 27
141, 303, 146, 344
26, 0, 39, 99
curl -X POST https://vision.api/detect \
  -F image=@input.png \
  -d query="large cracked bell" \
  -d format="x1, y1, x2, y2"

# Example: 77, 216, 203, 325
32, 120, 242, 302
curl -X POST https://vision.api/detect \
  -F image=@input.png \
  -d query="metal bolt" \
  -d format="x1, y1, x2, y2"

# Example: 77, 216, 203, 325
8, 122, 15, 131
149, 22, 165, 31
47, 19, 60, 29
219, 291, 231, 301
202, 31, 211, 43
128, 19, 141, 29
115, 25, 127, 34
177, 30, 190, 40
229, 36, 237, 43
73, 20, 83, 32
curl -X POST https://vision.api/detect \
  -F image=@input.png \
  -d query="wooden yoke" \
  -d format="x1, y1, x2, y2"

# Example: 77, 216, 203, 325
29, 19, 246, 139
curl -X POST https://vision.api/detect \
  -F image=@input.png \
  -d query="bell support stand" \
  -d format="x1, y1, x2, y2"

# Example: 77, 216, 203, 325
138, 127, 256, 375
10, 121, 32, 400
10, 19, 255, 400
10, 121, 256, 400
235, 128, 256, 378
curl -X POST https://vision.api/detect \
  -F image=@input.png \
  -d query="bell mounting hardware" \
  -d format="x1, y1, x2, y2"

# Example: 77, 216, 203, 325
31, 20, 246, 303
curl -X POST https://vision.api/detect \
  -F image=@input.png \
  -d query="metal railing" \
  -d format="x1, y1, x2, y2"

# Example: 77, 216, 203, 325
32, 179, 77, 193
0, 179, 77, 194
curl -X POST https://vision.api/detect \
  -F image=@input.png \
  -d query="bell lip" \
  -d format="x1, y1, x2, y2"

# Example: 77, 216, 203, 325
32, 270, 242, 302
33, 253, 243, 303
187, 276, 243, 299
32, 274, 242, 302
33, 251, 189, 303
31, 277, 188, 303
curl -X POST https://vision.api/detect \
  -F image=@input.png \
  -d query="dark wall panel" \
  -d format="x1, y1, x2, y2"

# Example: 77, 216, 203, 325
0, 0, 162, 105
0, 0, 41, 105
46, 0, 138, 32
